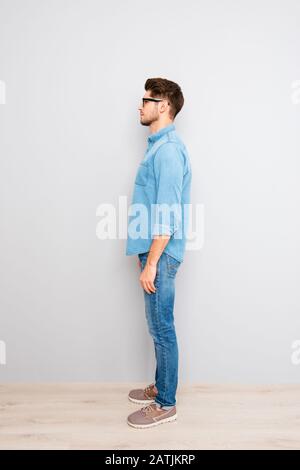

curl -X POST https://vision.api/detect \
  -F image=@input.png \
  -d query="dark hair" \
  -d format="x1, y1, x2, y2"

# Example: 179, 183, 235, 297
144, 77, 184, 120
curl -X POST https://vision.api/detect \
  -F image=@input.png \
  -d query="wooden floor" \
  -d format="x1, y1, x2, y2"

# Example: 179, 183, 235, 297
0, 383, 299, 450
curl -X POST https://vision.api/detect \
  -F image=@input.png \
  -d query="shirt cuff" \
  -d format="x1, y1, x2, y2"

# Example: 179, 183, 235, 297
152, 223, 174, 236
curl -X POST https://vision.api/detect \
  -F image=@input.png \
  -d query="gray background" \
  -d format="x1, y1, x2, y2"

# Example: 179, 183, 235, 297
0, 0, 300, 383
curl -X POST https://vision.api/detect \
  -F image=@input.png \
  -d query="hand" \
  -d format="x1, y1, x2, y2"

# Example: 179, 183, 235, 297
139, 262, 157, 294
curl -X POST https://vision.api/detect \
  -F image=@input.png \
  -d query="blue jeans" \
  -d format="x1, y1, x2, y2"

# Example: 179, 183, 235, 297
138, 251, 181, 407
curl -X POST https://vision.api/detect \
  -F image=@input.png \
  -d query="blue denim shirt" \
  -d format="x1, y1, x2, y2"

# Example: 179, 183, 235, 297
126, 123, 192, 263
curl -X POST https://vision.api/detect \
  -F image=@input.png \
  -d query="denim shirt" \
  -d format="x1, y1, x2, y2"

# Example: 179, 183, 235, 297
126, 123, 192, 263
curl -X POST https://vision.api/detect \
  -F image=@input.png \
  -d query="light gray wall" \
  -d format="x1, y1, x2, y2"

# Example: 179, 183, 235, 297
1, 0, 300, 383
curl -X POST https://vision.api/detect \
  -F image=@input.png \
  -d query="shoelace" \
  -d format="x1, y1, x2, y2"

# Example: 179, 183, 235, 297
144, 383, 155, 398
144, 383, 154, 393
141, 404, 156, 415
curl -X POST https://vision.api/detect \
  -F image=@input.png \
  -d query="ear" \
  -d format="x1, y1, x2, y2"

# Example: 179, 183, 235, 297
160, 99, 168, 113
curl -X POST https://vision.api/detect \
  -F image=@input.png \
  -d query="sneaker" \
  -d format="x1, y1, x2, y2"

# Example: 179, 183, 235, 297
128, 383, 158, 405
127, 403, 177, 429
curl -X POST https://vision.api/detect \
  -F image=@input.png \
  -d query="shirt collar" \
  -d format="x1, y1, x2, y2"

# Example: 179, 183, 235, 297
147, 123, 175, 145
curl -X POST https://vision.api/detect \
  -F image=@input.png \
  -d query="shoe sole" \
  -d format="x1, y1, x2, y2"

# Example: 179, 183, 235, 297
128, 396, 156, 405
127, 413, 177, 429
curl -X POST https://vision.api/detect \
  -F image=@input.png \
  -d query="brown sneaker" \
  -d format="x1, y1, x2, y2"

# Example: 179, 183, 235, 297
127, 403, 177, 429
128, 383, 158, 405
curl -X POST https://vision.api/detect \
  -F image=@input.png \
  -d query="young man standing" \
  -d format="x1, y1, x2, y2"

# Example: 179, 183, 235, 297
126, 78, 192, 428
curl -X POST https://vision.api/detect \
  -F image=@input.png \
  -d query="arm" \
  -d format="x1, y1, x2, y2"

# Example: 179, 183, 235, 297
147, 234, 171, 266
137, 235, 170, 270
139, 235, 170, 294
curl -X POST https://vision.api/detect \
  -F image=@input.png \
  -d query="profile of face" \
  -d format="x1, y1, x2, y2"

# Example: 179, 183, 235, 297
138, 91, 170, 126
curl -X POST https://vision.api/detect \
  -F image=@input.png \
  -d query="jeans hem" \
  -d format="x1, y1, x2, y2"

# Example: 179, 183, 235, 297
154, 398, 176, 407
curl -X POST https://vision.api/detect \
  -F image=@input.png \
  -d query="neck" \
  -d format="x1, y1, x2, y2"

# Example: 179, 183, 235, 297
149, 120, 173, 135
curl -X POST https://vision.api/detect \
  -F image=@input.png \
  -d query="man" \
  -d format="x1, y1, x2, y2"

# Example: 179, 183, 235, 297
125, 77, 192, 428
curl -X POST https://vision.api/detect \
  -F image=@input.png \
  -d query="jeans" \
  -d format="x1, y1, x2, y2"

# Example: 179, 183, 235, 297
138, 250, 181, 407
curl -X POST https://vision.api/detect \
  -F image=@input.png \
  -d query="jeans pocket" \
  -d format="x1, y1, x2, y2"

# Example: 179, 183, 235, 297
165, 253, 181, 278
135, 162, 149, 186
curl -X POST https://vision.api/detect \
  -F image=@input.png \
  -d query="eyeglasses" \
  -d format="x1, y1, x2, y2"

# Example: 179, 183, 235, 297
141, 98, 167, 107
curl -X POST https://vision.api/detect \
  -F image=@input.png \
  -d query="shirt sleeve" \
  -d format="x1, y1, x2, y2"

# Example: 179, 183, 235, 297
152, 142, 184, 237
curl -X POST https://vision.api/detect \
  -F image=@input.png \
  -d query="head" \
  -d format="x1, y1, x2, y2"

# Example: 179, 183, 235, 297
139, 77, 184, 128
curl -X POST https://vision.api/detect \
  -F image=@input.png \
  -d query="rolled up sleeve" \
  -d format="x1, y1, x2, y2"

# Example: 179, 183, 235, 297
152, 142, 184, 237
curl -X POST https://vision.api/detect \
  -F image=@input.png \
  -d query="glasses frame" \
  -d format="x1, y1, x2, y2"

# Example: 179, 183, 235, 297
142, 97, 167, 107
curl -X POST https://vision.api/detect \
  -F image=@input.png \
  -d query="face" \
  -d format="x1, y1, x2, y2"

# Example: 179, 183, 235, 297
138, 91, 169, 126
